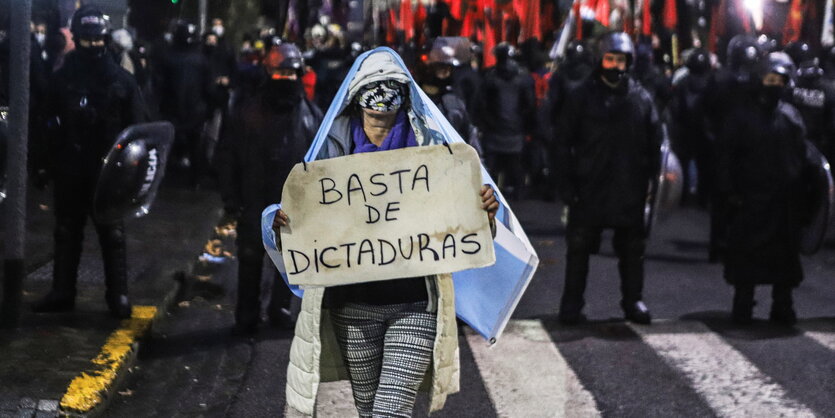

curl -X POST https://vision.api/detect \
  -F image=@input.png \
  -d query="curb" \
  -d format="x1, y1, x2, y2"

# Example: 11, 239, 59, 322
56, 268, 185, 418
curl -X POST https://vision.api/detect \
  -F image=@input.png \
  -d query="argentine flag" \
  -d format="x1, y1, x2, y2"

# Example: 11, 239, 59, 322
262, 47, 539, 344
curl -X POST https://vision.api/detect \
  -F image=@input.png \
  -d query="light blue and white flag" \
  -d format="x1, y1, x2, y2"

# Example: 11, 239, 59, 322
262, 47, 539, 344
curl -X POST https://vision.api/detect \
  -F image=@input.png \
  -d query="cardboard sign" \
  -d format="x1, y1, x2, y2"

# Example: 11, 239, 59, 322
279, 142, 495, 286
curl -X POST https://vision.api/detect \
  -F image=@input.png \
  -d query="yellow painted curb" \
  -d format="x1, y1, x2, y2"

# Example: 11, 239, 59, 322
59, 306, 158, 415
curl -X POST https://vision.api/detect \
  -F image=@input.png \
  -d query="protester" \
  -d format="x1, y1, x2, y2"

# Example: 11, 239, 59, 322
716, 52, 811, 326
217, 42, 322, 335
32, 5, 148, 318
418, 39, 477, 145
553, 32, 663, 325
272, 48, 498, 418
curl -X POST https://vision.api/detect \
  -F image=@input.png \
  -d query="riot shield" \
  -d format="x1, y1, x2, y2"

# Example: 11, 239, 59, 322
645, 136, 683, 234
800, 140, 834, 255
93, 122, 174, 224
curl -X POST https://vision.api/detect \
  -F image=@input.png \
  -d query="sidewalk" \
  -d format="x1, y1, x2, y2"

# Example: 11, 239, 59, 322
0, 183, 223, 417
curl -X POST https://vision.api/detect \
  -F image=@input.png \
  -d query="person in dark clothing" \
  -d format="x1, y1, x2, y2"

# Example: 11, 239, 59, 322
217, 42, 323, 334
547, 40, 594, 202
157, 20, 212, 185
703, 35, 762, 263
553, 32, 663, 325
716, 52, 811, 326
419, 40, 477, 146
784, 42, 835, 163
32, 5, 148, 319
632, 41, 672, 111
669, 48, 713, 205
475, 43, 536, 199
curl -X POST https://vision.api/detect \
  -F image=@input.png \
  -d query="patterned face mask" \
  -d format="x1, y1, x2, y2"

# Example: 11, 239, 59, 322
355, 80, 406, 112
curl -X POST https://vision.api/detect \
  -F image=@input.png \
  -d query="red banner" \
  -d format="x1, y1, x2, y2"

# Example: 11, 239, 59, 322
782, 0, 805, 43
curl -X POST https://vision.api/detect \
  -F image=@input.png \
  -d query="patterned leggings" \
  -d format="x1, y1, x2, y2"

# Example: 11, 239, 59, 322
330, 302, 437, 418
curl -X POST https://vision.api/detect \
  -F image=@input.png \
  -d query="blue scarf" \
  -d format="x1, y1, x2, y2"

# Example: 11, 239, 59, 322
351, 110, 417, 154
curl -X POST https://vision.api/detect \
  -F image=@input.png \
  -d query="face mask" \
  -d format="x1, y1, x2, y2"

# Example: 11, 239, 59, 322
263, 79, 302, 111
601, 67, 626, 86
356, 80, 405, 113
212, 25, 224, 37
77, 45, 107, 62
34, 33, 46, 46
759, 85, 783, 109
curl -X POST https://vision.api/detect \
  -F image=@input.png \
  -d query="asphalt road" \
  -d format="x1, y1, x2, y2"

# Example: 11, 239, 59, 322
106, 200, 835, 417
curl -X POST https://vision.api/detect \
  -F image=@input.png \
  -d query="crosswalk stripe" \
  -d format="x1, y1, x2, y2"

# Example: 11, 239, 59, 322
631, 320, 817, 418
466, 320, 600, 418
798, 323, 835, 352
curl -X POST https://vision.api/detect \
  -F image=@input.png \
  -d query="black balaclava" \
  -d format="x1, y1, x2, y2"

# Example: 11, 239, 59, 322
263, 79, 303, 111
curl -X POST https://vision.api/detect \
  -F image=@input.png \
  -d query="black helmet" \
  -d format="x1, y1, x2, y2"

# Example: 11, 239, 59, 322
597, 32, 635, 68
761, 51, 796, 86
784, 41, 815, 66
756, 34, 778, 54
726, 35, 761, 82
563, 40, 594, 67
172, 20, 198, 47
428, 37, 460, 66
70, 5, 108, 39
493, 43, 517, 65
264, 42, 304, 74
685, 48, 711, 75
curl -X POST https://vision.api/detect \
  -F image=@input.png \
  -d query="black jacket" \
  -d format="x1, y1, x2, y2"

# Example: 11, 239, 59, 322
791, 76, 835, 159
717, 99, 809, 286
156, 46, 212, 132
554, 75, 663, 227
47, 52, 148, 188
475, 63, 536, 154
218, 90, 323, 218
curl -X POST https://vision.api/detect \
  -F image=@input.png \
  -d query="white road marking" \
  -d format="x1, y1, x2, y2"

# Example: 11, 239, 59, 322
631, 320, 817, 418
466, 319, 600, 418
798, 322, 835, 352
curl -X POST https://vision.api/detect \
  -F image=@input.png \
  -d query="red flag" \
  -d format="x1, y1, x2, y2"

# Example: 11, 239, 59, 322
662, 0, 677, 30
400, 0, 414, 40
641, 0, 652, 36
484, 0, 499, 67
575, 0, 584, 39
449, 0, 464, 20
414, 2, 427, 45
708, 0, 723, 52
595, 0, 611, 27
782, 0, 804, 43
736, 0, 751, 33
387, 8, 398, 45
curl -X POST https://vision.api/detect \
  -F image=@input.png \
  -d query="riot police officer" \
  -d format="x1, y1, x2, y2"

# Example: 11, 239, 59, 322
716, 52, 809, 325
419, 39, 475, 143
553, 32, 663, 325
704, 35, 762, 262
33, 5, 148, 318
217, 41, 323, 334
784, 42, 835, 162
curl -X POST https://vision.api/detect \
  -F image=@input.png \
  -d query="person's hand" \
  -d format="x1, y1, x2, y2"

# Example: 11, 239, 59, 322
272, 209, 289, 234
481, 185, 499, 221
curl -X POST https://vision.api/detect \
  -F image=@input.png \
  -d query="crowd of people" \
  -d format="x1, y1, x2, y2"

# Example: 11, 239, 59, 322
5, 3, 835, 416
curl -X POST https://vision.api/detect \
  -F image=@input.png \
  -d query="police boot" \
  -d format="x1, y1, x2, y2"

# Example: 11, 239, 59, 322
732, 284, 755, 325
33, 221, 84, 313
98, 222, 132, 319
616, 230, 651, 325
769, 284, 796, 326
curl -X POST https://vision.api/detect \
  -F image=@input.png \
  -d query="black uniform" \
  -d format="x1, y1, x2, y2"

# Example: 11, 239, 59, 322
717, 96, 809, 324
554, 74, 663, 323
476, 56, 536, 199
36, 49, 148, 317
218, 80, 323, 331
791, 72, 835, 161
157, 38, 212, 182
669, 62, 712, 205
